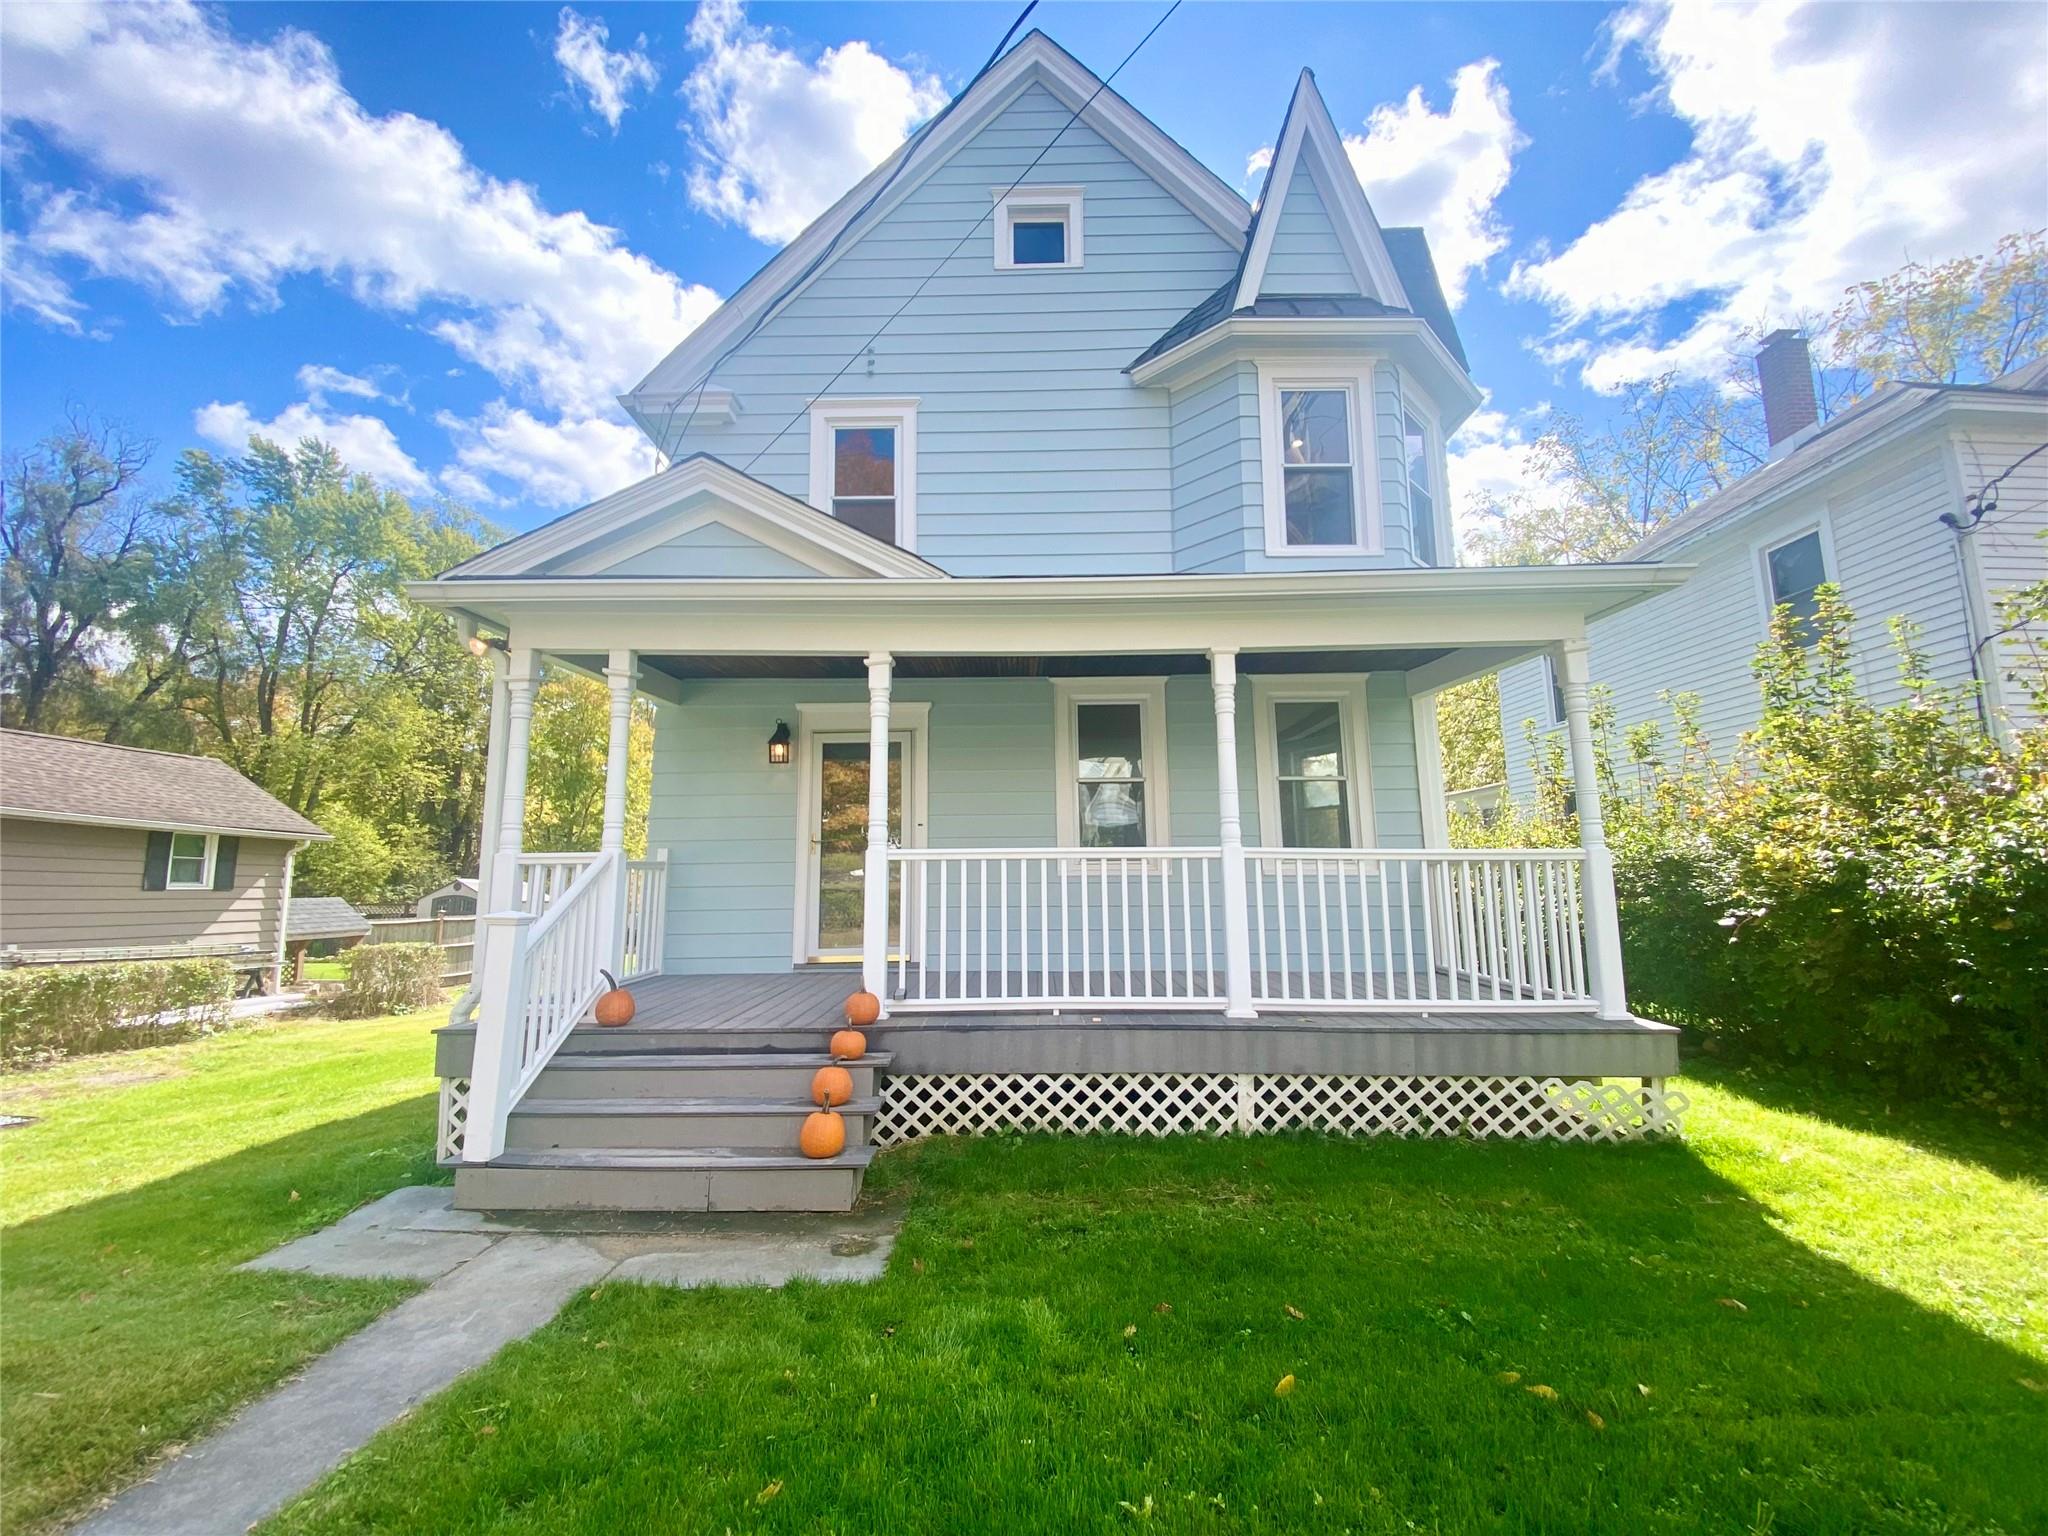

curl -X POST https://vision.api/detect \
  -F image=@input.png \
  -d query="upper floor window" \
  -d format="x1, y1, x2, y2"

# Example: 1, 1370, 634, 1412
1256, 364, 1379, 557
1542, 655, 1567, 726
993, 187, 1083, 271
807, 399, 918, 549
1762, 527, 1829, 646
1403, 407, 1440, 566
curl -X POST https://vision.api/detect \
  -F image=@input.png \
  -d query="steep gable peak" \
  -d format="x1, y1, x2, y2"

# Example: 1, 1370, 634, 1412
1236, 69, 1408, 312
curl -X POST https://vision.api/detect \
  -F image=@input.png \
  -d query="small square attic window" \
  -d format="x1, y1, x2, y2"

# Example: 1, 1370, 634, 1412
993, 187, 1083, 270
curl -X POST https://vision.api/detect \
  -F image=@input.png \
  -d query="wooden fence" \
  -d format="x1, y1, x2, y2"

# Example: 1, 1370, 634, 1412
363, 914, 476, 985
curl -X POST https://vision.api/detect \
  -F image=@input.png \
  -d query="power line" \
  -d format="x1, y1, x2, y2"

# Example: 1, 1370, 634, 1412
650, 0, 1041, 462
739, 0, 1186, 477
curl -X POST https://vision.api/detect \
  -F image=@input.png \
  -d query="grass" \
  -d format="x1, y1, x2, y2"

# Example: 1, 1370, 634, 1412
268, 1066, 2048, 1536
0, 1009, 448, 1533
298, 959, 349, 982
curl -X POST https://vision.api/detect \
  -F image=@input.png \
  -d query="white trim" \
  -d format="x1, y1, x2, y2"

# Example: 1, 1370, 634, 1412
1236, 70, 1408, 312
624, 33, 1248, 422
1398, 387, 1452, 567
1412, 691, 1450, 849
993, 186, 1083, 271
1256, 362, 1382, 556
789, 702, 930, 966
807, 398, 921, 553
1248, 675, 1376, 848
0, 807, 322, 842
165, 830, 218, 890
1540, 653, 1567, 728
1750, 511, 1839, 642
1052, 678, 1171, 848
1130, 317, 1481, 424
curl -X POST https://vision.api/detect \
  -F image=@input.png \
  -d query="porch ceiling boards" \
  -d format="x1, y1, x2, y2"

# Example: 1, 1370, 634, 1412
561, 649, 1459, 683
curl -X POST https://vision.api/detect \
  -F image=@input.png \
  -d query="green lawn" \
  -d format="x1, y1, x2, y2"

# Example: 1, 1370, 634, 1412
269, 1068, 2047, 1536
0, 1010, 448, 1533
298, 958, 349, 982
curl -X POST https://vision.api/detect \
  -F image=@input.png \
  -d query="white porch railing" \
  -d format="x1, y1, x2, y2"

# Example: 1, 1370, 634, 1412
465, 848, 617, 1161
1247, 849, 1588, 1010
515, 853, 597, 916
620, 851, 670, 981
891, 848, 1225, 1008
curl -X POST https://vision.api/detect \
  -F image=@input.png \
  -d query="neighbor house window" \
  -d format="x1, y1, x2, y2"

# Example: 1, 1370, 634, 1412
993, 187, 1083, 270
1763, 528, 1829, 645
1053, 680, 1169, 848
1543, 656, 1567, 726
1258, 365, 1377, 555
167, 832, 214, 890
1252, 679, 1373, 849
1404, 407, 1439, 566
807, 399, 918, 549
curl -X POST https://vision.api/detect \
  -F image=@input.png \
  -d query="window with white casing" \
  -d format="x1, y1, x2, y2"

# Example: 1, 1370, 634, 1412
1052, 680, 1169, 849
807, 399, 918, 549
1760, 526, 1830, 647
1251, 679, 1374, 849
167, 831, 216, 890
1542, 655, 1567, 727
1402, 404, 1442, 566
993, 186, 1083, 270
1256, 364, 1379, 555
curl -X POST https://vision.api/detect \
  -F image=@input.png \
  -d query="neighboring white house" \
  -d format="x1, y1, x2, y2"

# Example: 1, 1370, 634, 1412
1499, 338, 2048, 803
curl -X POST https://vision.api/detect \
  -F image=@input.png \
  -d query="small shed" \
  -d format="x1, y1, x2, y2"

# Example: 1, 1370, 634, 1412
412, 877, 479, 919
283, 896, 370, 985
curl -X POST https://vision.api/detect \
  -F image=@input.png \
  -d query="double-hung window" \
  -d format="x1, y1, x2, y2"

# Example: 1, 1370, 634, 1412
1252, 680, 1373, 849
167, 832, 214, 889
1403, 406, 1440, 566
1761, 527, 1829, 646
1053, 680, 1169, 849
808, 399, 918, 548
1258, 366, 1377, 555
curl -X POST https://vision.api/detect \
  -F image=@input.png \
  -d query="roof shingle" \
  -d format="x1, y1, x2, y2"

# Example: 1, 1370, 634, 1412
0, 731, 327, 840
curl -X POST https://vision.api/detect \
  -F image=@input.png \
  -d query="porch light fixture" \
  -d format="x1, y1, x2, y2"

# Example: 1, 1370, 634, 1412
466, 633, 509, 657
767, 720, 792, 765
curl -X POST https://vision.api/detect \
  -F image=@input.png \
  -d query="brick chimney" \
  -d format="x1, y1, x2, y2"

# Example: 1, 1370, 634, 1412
1755, 329, 1819, 454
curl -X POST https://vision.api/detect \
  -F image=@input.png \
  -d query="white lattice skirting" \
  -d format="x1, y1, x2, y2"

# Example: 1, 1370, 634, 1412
873, 1073, 1687, 1147
437, 1077, 471, 1164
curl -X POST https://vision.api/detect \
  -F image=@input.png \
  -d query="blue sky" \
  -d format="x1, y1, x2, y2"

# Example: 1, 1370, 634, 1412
5, 1, 2044, 537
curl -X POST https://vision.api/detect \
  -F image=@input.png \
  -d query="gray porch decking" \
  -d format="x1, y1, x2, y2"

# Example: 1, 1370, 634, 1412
436, 969, 1681, 1080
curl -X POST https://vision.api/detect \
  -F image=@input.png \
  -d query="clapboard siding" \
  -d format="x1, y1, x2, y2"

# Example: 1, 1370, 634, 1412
1957, 428, 2048, 733
647, 673, 1432, 972
0, 818, 289, 958
603, 522, 824, 578
1259, 170, 1357, 296
1169, 364, 1260, 571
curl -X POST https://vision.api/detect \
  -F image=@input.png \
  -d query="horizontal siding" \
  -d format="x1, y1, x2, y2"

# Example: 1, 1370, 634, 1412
1955, 425, 2048, 733
647, 673, 1430, 973
602, 522, 822, 578
1170, 364, 1258, 572
1258, 170, 1356, 296
0, 818, 288, 956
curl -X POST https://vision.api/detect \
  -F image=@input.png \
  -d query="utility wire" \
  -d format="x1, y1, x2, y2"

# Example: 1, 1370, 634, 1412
739, 0, 1186, 477
650, 0, 1041, 462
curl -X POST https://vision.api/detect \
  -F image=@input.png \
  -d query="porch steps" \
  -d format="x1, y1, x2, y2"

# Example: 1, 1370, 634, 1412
455, 1036, 890, 1214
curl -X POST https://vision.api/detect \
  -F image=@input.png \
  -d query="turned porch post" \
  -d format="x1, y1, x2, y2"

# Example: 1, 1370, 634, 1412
1209, 649, 1256, 1018
470, 646, 539, 1162
600, 649, 638, 973
861, 652, 893, 1011
1554, 639, 1629, 1020
466, 648, 511, 998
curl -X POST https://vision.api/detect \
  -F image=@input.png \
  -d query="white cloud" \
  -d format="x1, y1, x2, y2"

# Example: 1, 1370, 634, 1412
1344, 60, 1523, 308
295, 363, 386, 404
437, 404, 657, 509
1244, 145, 1274, 195
682, 0, 947, 245
1, 230, 88, 332
553, 7, 659, 131
1445, 398, 1564, 547
1507, 0, 2048, 392
195, 398, 432, 495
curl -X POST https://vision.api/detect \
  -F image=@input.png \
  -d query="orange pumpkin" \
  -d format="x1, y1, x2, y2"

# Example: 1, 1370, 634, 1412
811, 1064, 854, 1108
844, 990, 881, 1027
829, 1028, 867, 1062
799, 1109, 846, 1159
593, 970, 635, 1027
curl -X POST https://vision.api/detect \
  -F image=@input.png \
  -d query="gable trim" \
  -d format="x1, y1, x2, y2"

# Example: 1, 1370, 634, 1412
442, 456, 945, 581
624, 32, 1251, 440
1235, 71, 1408, 313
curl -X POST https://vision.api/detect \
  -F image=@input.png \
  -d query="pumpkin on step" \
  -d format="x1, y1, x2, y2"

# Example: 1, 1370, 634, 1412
800, 1109, 846, 1159
844, 990, 881, 1027
593, 970, 635, 1027
830, 1028, 867, 1062
811, 1064, 854, 1107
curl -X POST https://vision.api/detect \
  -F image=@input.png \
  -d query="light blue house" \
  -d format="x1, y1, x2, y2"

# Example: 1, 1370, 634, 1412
415, 34, 1693, 1212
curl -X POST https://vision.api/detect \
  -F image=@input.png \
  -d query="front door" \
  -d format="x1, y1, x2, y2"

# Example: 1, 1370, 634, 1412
808, 734, 906, 958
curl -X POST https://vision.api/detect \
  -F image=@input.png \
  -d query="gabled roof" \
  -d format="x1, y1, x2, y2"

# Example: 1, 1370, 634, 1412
1629, 361, 2048, 562
0, 730, 327, 840
440, 453, 947, 581
1234, 70, 1409, 312
285, 897, 370, 943
624, 31, 1251, 441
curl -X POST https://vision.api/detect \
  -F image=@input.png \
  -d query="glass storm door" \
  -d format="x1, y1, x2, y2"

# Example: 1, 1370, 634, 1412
811, 736, 905, 957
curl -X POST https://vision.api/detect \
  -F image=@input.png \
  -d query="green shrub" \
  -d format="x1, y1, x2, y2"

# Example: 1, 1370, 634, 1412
336, 943, 444, 1017
1531, 591, 2048, 1118
0, 958, 235, 1068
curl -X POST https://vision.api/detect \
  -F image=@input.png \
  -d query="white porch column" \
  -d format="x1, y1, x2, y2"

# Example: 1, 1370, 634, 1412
1209, 649, 1256, 1019
1554, 639, 1629, 1020
486, 648, 539, 912
600, 649, 637, 972
466, 649, 511, 999
861, 651, 893, 1009
470, 646, 539, 1163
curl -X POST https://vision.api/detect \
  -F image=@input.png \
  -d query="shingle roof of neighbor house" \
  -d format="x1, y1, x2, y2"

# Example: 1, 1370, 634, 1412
0, 730, 328, 840
284, 897, 370, 942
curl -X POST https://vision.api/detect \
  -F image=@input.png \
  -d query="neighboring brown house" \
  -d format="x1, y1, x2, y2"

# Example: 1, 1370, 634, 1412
0, 730, 327, 993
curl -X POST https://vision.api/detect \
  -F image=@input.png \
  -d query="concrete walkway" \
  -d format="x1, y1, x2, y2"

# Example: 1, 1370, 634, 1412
75, 1186, 899, 1536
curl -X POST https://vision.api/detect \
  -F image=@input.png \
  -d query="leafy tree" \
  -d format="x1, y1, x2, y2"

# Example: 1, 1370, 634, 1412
1829, 230, 2048, 395
1433, 674, 1505, 793
521, 665, 655, 857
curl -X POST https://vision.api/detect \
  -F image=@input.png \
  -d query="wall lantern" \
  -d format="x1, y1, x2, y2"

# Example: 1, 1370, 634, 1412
767, 720, 793, 765
466, 633, 509, 658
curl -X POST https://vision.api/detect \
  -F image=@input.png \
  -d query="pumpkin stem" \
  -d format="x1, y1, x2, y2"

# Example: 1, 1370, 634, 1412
598, 968, 618, 991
